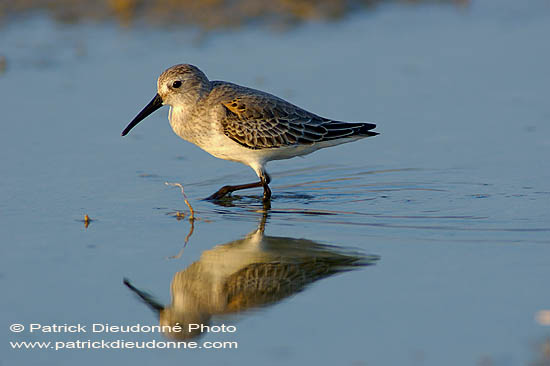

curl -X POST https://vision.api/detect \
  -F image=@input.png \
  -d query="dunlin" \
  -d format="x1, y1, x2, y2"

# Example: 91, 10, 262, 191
122, 64, 378, 201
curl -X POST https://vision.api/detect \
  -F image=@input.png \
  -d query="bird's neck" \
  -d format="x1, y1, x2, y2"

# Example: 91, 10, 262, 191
168, 100, 207, 146
168, 86, 207, 122
169, 104, 193, 127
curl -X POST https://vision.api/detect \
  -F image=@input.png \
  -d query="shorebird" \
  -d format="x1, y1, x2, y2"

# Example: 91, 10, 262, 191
122, 64, 378, 201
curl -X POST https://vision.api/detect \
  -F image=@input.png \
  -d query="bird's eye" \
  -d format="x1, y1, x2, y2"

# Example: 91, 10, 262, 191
172, 80, 182, 88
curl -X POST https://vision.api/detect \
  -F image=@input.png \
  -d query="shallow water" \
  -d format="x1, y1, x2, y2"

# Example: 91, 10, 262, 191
1, 1, 550, 365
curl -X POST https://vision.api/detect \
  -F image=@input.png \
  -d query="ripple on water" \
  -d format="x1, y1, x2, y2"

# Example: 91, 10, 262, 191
159, 164, 550, 244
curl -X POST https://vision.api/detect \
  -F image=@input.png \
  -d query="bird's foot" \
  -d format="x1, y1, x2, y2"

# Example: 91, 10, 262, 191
206, 185, 233, 201
206, 181, 271, 203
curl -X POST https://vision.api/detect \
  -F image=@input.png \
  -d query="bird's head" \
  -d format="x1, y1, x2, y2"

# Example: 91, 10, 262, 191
122, 64, 209, 136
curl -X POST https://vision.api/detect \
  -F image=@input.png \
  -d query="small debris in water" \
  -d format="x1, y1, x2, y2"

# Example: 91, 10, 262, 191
165, 182, 195, 220
536, 310, 550, 326
83, 214, 92, 228
0, 56, 6, 75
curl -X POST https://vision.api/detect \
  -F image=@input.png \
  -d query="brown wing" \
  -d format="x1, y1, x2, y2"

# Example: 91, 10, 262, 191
220, 94, 377, 150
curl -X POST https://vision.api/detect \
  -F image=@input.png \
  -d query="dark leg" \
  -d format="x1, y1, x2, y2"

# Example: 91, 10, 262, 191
261, 173, 271, 201
207, 172, 272, 202
207, 181, 263, 200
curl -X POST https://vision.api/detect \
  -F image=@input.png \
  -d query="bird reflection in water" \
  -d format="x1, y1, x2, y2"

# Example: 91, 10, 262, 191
124, 214, 379, 340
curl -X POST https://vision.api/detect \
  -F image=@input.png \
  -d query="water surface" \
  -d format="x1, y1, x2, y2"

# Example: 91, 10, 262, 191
1, 1, 550, 365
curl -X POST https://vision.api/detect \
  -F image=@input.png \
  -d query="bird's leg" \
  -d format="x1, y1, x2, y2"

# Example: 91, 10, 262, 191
206, 181, 263, 200
206, 172, 272, 202
261, 172, 271, 202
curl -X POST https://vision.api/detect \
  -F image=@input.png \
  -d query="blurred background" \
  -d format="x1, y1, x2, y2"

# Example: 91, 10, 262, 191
1, 0, 470, 28
1, 1, 550, 365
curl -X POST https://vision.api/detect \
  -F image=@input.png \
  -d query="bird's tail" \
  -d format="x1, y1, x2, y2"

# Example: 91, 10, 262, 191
357, 122, 378, 137
324, 121, 378, 140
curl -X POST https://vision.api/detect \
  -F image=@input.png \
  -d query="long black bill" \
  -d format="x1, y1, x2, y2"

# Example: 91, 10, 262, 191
121, 93, 164, 136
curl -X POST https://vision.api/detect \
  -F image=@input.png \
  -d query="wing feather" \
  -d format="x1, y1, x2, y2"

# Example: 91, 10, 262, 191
217, 85, 377, 150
